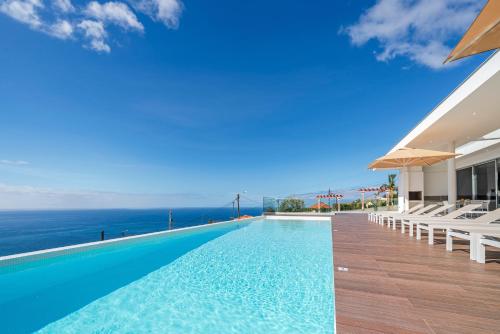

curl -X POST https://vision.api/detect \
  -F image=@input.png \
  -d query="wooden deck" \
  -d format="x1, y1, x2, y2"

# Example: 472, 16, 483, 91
332, 213, 500, 334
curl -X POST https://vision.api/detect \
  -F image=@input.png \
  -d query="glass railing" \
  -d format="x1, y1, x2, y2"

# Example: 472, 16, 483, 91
263, 196, 398, 213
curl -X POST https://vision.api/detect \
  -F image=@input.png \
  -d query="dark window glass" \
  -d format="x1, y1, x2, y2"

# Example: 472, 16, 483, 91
473, 161, 496, 209
457, 167, 473, 200
497, 160, 500, 208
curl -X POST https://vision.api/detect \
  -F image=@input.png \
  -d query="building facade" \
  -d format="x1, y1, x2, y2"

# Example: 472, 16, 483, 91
388, 52, 500, 212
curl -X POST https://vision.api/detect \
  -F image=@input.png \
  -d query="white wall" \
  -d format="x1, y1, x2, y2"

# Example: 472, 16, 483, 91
408, 167, 424, 192
398, 166, 424, 212
423, 162, 448, 197
398, 169, 407, 212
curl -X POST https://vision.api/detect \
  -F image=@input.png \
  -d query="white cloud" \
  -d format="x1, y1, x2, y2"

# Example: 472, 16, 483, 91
49, 19, 73, 39
0, 159, 30, 165
132, 0, 182, 28
0, 0, 43, 27
78, 19, 111, 53
155, 0, 182, 28
53, 0, 73, 12
1, 0, 183, 53
343, 0, 485, 69
85, 1, 144, 31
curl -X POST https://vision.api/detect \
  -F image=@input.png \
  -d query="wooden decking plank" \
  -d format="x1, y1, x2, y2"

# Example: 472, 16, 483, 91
332, 214, 500, 334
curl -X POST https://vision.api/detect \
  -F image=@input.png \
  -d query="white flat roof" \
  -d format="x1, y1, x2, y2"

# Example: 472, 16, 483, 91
390, 51, 500, 156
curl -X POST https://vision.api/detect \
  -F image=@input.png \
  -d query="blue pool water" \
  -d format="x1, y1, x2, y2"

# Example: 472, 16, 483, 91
0, 218, 334, 333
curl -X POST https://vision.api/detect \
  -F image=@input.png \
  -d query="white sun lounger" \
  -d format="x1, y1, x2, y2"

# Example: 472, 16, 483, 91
399, 203, 455, 236
375, 203, 426, 226
370, 203, 423, 224
477, 232, 500, 264
382, 203, 425, 225
400, 203, 481, 236
416, 208, 500, 245
384, 203, 440, 228
370, 209, 395, 223
369, 208, 399, 222
370, 209, 407, 222
446, 226, 500, 261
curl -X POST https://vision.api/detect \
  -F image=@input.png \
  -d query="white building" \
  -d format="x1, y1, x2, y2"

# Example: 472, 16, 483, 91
387, 51, 500, 212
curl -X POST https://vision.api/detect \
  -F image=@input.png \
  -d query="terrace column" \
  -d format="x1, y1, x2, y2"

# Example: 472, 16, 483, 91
447, 142, 457, 205
404, 167, 410, 211
398, 167, 409, 212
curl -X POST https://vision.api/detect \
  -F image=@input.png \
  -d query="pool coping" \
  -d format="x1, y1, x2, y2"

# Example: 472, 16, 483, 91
269, 212, 337, 216
0, 216, 263, 264
266, 215, 332, 221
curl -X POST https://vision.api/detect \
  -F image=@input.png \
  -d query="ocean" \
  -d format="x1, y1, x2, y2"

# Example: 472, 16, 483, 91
0, 207, 262, 257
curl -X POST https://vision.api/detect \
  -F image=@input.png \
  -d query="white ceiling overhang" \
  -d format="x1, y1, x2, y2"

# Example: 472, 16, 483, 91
389, 51, 500, 157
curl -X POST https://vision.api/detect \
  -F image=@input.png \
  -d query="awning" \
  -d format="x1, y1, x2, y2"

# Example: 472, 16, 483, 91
368, 147, 459, 169
445, 0, 500, 63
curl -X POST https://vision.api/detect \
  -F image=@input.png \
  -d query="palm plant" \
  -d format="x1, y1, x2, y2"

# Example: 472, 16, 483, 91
375, 186, 386, 208
378, 174, 397, 208
386, 174, 397, 207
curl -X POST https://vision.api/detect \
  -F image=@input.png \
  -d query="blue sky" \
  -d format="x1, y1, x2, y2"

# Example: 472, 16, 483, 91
0, 0, 490, 208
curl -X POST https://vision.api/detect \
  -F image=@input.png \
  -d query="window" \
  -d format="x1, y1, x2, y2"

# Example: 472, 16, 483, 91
457, 167, 473, 200
473, 161, 496, 209
497, 159, 500, 208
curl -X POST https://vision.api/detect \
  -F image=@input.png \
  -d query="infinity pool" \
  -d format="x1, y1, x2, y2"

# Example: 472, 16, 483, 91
0, 218, 334, 333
